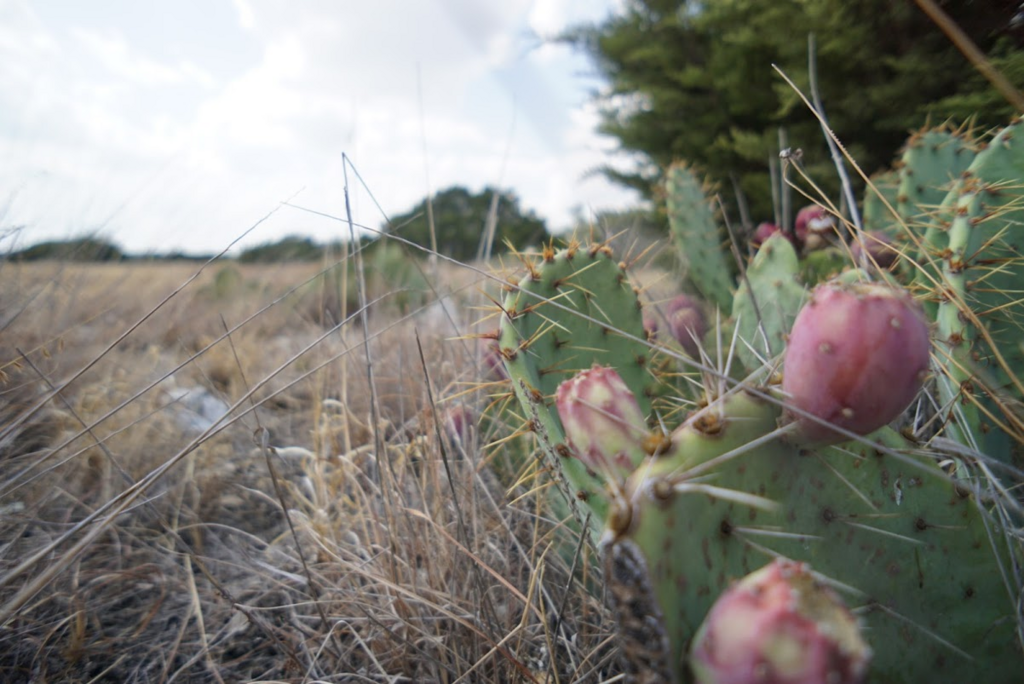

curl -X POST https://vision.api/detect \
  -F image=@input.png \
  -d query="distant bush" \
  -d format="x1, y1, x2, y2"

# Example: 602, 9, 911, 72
237, 235, 325, 263
387, 186, 549, 261
10, 237, 124, 262
150, 251, 216, 262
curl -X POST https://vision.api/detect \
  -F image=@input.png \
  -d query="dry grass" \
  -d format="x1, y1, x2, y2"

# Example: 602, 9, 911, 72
0, 252, 628, 682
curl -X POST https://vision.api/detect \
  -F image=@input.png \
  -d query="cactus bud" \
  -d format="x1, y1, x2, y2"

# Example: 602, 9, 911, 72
752, 222, 799, 250
850, 231, 898, 269
482, 341, 508, 381
782, 282, 930, 445
665, 294, 707, 357
643, 314, 660, 340
555, 365, 648, 479
442, 404, 475, 443
752, 222, 781, 248
690, 559, 871, 684
795, 206, 835, 252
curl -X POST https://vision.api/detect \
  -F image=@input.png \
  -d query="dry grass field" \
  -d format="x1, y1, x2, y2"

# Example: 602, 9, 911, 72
0, 249, 645, 682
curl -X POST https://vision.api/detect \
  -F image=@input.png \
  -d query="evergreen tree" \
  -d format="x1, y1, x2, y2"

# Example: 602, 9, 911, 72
568, 0, 1024, 222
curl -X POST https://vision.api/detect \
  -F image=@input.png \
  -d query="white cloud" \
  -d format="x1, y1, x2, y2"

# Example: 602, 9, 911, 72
232, 0, 256, 31
0, 1, 58, 55
72, 27, 216, 88
528, 0, 569, 37
528, 0, 619, 38
0, 0, 637, 254
0, 2, 61, 95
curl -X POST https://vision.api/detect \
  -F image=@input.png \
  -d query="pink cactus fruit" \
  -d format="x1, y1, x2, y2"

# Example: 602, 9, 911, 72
794, 206, 836, 251
752, 222, 781, 247
751, 221, 796, 249
782, 282, 930, 445
850, 231, 898, 269
643, 314, 660, 341
481, 340, 508, 381
555, 364, 648, 479
665, 294, 707, 357
442, 404, 476, 443
690, 559, 871, 684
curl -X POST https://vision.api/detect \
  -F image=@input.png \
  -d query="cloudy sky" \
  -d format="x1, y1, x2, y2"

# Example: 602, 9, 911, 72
0, 0, 639, 255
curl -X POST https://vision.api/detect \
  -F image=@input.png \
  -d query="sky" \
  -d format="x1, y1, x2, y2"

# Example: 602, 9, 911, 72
0, 0, 641, 255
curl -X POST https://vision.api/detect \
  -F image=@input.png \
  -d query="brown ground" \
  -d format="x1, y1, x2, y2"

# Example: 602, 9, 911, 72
0, 255, 626, 683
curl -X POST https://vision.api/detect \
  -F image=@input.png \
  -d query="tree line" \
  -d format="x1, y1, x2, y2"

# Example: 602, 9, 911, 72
6, 186, 550, 263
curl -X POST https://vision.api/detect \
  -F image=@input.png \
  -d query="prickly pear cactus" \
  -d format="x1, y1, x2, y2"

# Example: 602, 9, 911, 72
497, 241, 660, 530
897, 127, 977, 228
492, 117, 1024, 684
930, 178, 989, 451
862, 169, 901, 236
900, 128, 979, 300
942, 122, 1024, 395
528, 253, 1021, 682
918, 120, 1024, 456
665, 163, 735, 311
798, 247, 849, 285
731, 233, 808, 372
598, 386, 1021, 683
852, 230, 901, 270
662, 294, 708, 359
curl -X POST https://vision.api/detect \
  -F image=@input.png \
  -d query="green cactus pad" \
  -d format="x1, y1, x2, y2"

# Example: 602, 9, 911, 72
931, 180, 987, 450
607, 391, 1022, 683
897, 127, 977, 228
924, 120, 1024, 455
731, 234, 808, 372
901, 128, 979, 306
498, 244, 660, 529
863, 169, 901, 236
665, 163, 735, 311
798, 247, 849, 287
951, 121, 1024, 396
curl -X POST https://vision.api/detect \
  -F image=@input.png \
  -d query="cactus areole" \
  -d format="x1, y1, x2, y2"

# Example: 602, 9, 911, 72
782, 282, 929, 445
689, 559, 870, 684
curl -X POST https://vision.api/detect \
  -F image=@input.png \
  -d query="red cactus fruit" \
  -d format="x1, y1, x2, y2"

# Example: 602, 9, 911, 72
782, 282, 930, 445
690, 559, 871, 684
752, 222, 782, 247
482, 341, 508, 381
850, 231, 898, 269
643, 314, 660, 340
665, 294, 707, 357
555, 364, 647, 479
752, 222, 799, 250
794, 206, 835, 251
442, 404, 476, 443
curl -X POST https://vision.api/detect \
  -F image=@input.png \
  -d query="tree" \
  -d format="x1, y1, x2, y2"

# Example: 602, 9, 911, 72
11, 236, 123, 262
567, 0, 1024, 223
386, 186, 548, 261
